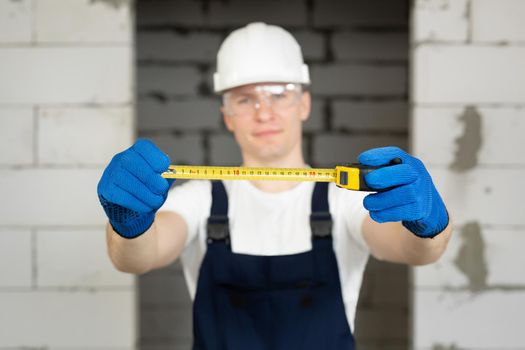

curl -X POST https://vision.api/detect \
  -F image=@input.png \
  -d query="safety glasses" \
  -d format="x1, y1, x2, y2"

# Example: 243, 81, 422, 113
222, 83, 303, 117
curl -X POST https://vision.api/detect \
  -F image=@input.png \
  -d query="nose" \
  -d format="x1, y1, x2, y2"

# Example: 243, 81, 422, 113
254, 98, 273, 122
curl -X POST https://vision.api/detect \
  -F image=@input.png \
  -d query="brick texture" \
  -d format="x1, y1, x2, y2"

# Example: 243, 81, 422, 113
148, 133, 205, 165
311, 64, 407, 96
314, 0, 408, 27
0, 0, 32, 44
0, 0, 135, 347
412, 0, 468, 43
0, 47, 132, 105
332, 32, 408, 61
415, 227, 525, 289
136, 0, 204, 27
0, 290, 135, 347
207, 0, 308, 27
313, 134, 408, 167
35, 0, 132, 43
0, 229, 32, 288
0, 169, 106, 226
414, 46, 525, 104
137, 32, 222, 63
412, 0, 525, 349
138, 98, 222, 132
472, 0, 525, 43
414, 106, 525, 166
333, 101, 408, 132
138, 66, 201, 97
38, 106, 133, 165
37, 229, 133, 287
0, 107, 34, 165
414, 290, 525, 348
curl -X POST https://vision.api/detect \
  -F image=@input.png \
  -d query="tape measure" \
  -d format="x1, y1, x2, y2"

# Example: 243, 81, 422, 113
161, 162, 399, 192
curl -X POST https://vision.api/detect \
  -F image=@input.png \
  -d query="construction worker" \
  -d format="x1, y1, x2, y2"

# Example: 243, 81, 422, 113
97, 22, 451, 349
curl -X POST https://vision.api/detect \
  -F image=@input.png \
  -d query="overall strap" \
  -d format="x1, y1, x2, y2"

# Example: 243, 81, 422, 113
207, 180, 230, 243
310, 182, 333, 239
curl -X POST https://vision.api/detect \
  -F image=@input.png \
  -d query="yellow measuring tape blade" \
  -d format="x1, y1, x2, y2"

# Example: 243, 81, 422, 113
161, 165, 363, 190
162, 165, 335, 182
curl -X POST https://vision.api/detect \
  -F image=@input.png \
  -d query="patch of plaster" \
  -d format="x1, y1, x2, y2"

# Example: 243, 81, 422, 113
90, 0, 128, 10
453, 222, 488, 292
450, 106, 482, 172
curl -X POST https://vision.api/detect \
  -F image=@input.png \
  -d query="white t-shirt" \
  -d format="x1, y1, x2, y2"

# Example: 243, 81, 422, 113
160, 179, 370, 331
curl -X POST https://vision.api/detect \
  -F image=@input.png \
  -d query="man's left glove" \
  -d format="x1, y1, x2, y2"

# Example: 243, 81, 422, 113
358, 146, 449, 238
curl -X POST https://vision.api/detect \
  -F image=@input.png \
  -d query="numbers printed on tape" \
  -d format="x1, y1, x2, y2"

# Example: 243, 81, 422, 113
161, 164, 364, 191
162, 165, 336, 182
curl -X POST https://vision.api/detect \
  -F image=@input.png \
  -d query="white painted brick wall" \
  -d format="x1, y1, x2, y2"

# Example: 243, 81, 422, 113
0, 47, 132, 105
0, 290, 135, 347
412, 0, 525, 348
414, 290, 525, 349
0, 169, 106, 226
0, 0, 32, 44
414, 46, 525, 104
472, 0, 525, 43
35, 0, 132, 43
0, 229, 32, 288
412, 0, 469, 43
37, 228, 133, 287
431, 167, 525, 226
38, 106, 133, 165
415, 227, 525, 289
0, 1, 135, 346
0, 107, 34, 165
414, 106, 525, 166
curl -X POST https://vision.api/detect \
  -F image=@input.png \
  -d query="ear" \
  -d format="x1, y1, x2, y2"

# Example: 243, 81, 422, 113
299, 90, 311, 122
221, 105, 235, 132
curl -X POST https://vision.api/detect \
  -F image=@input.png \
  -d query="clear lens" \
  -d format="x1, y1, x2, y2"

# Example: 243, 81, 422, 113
223, 83, 302, 117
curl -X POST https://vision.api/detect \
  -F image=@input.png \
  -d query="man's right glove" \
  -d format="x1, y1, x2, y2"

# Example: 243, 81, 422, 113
97, 139, 174, 239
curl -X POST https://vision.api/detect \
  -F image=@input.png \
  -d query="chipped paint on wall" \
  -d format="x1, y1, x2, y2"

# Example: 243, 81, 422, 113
453, 222, 488, 292
450, 106, 482, 172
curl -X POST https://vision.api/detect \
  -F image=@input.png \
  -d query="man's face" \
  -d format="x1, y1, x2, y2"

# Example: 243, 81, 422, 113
221, 83, 311, 163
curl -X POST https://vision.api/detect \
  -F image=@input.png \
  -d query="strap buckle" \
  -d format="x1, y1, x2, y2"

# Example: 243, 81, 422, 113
206, 215, 230, 242
310, 212, 332, 238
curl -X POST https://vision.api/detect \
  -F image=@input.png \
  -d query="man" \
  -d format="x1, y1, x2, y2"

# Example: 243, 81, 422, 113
98, 22, 451, 349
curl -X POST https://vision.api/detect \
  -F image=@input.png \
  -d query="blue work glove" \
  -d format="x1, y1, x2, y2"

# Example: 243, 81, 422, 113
358, 146, 449, 238
97, 139, 174, 239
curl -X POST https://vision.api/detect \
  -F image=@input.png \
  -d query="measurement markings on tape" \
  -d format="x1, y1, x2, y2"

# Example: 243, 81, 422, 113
161, 165, 369, 191
163, 165, 336, 182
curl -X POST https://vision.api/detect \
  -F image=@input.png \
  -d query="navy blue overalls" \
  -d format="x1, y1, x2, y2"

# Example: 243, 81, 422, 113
192, 181, 355, 350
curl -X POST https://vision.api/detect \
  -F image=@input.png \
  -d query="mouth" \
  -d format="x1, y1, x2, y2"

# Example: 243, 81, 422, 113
253, 129, 283, 138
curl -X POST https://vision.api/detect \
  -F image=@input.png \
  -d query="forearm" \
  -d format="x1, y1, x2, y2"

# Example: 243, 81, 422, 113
397, 219, 452, 265
106, 221, 159, 275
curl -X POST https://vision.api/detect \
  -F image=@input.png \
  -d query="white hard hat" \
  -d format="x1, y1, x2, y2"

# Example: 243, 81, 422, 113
213, 22, 310, 93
